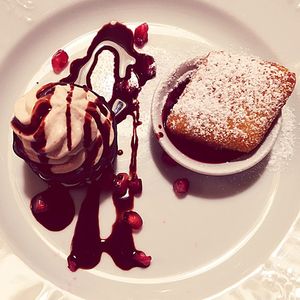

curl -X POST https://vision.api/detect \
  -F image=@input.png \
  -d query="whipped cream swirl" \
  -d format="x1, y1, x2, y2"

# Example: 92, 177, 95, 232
12, 83, 115, 178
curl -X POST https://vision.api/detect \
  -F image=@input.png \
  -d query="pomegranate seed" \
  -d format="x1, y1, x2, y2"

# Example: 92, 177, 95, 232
173, 178, 190, 195
123, 211, 143, 230
128, 177, 142, 195
31, 197, 48, 214
134, 22, 149, 48
133, 251, 151, 267
113, 173, 129, 197
51, 49, 69, 74
67, 256, 78, 272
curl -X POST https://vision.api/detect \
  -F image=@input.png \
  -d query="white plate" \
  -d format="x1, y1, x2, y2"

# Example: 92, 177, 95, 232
1, 1, 300, 300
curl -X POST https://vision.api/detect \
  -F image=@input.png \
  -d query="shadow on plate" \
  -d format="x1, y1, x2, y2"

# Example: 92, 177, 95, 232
149, 131, 270, 200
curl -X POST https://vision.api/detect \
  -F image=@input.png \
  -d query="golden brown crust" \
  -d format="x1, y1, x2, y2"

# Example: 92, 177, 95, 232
166, 52, 296, 153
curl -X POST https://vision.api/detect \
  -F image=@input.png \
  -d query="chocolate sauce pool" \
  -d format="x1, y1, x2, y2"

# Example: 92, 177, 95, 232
13, 22, 155, 271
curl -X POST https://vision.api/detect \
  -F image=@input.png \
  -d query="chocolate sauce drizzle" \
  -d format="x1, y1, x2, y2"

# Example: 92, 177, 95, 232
61, 22, 155, 124
13, 22, 156, 271
12, 84, 55, 164
31, 183, 75, 231
66, 84, 74, 151
67, 22, 155, 271
66, 22, 155, 271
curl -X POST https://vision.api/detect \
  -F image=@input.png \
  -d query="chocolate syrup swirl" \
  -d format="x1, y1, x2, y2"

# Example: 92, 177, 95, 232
61, 22, 155, 124
11, 91, 53, 136
68, 173, 148, 271
65, 22, 154, 271
17, 22, 156, 271
12, 84, 56, 163
66, 84, 74, 151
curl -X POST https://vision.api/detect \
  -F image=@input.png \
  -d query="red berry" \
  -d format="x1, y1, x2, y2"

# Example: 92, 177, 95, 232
113, 173, 129, 197
67, 256, 78, 272
51, 49, 69, 74
123, 211, 143, 230
128, 177, 142, 195
133, 251, 151, 267
134, 22, 149, 48
31, 197, 48, 214
173, 178, 190, 195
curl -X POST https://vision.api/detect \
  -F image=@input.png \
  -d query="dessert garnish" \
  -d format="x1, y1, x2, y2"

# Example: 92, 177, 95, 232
51, 49, 69, 74
134, 22, 149, 48
11, 22, 156, 271
173, 178, 190, 195
164, 51, 296, 163
123, 211, 143, 230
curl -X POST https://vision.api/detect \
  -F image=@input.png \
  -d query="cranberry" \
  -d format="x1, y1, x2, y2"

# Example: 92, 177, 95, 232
133, 251, 151, 267
128, 177, 142, 195
113, 173, 129, 197
173, 178, 190, 195
123, 211, 143, 230
51, 49, 69, 74
31, 197, 48, 214
134, 23, 149, 48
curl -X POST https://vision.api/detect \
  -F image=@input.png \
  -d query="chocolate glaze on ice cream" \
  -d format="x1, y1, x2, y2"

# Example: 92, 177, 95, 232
12, 83, 117, 186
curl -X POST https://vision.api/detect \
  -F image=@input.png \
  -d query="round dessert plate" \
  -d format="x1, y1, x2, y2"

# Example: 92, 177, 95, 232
0, 1, 300, 300
151, 57, 282, 176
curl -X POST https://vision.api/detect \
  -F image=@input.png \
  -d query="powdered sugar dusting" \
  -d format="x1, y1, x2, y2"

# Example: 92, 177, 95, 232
268, 107, 297, 171
167, 51, 296, 152
91, 50, 115, 101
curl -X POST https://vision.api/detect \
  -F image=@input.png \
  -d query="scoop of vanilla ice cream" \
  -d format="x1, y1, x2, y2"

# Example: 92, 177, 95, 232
12, 83, 115, 175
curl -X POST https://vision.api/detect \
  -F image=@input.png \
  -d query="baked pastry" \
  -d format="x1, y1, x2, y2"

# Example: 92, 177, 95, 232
11, 83, 117, 186
166, 51, 296, 153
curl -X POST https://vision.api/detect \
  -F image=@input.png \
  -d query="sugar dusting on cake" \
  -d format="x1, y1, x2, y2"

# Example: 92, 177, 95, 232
167, 51, 296, 153
267, 106, 297, 171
